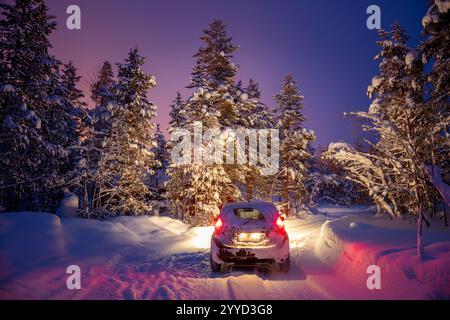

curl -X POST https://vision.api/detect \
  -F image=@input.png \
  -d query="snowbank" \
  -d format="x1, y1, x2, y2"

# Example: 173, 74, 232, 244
312, 204, 376, 218
0, 212, 213, 299
316, 215, 450, 298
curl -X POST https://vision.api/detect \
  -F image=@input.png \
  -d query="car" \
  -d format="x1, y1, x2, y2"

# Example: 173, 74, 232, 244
210, 201, 290, 273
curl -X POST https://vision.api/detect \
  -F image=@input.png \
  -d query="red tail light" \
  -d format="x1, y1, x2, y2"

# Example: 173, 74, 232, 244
214, 217, 223, 233
276, 216, 285, 231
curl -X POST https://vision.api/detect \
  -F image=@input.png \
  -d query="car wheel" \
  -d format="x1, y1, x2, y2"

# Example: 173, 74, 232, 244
278, 255, 290, 273
210, 252, 222, 272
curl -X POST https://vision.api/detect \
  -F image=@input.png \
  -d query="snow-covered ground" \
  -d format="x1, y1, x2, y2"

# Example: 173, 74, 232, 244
1, 208, 449, 299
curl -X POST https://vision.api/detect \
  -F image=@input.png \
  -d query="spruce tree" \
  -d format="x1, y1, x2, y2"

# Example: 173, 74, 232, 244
146, 124, 169, 198
274, 75, 315, 214
168, 91, 187, 135
421, 1, 450, 198
90, 61, 115, 107
194, 20, 239, 89
75, 61, 117, 217
94, 48, 158, 216
0, 0, 79, 211
167, 20, 243, 225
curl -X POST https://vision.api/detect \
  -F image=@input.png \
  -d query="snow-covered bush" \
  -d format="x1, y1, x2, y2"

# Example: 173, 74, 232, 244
56, 190, 79, 218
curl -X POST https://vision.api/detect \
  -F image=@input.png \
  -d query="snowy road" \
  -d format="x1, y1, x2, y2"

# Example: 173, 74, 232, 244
1, 211, 449, 299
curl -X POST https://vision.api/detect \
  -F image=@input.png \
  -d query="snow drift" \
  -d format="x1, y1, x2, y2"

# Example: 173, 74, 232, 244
316, 215, 450, 298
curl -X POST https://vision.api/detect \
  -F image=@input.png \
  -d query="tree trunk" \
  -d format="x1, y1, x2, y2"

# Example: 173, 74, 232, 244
444, 204, 448, 227
83, 177, 88, 213
92, 185, 97, 210
417, 203, 424, 258
284, 175, 290, 216
246, 174, 254, 202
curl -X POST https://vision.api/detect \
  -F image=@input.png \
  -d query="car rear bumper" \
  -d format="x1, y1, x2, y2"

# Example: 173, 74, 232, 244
211, 236, 289, 265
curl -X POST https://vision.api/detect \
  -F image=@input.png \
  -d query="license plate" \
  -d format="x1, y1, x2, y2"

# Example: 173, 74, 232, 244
237, 232, 265, 242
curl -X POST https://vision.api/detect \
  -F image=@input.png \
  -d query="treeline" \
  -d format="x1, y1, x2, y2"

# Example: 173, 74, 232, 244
0, 0, 167, 217
165, 21, 315, 225
0, 1, 316, 222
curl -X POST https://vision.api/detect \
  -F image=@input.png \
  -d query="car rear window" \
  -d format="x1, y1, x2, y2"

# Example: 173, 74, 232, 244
233, 208, 265, 220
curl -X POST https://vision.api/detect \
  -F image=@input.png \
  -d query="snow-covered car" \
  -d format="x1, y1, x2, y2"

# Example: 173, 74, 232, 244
210, 201, 290, 273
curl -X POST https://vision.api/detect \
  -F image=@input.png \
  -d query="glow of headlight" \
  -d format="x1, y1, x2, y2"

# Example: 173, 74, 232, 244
190, 226, 214, 249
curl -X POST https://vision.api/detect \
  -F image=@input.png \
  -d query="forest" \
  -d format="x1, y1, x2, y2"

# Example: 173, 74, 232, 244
0, 0, 448, 251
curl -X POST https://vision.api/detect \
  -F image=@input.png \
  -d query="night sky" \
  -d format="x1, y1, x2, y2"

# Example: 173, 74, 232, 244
45, 0, 428, 148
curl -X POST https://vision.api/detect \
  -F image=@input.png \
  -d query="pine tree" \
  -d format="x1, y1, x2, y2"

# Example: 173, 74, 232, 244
420, 1, 450, 208
166, 92, 192, 221
325, 19, 449, 257
167, 20, 243, 225
194, 20, 239, 89
94, 48, 158, 216
187, 62, 208, 89
74, 61, 117, 217
89, 60, 116, 148
275, 75, 306, 133
59, 61, 85, 170
274, 75, 315, 214
61, 61, 85, 107
168, 91, 187, 135
146, 124, 169, 197
236, 79, 275, 201
0, 0, 79, 212
174, 86, 240, 225
90, 61, 115, 106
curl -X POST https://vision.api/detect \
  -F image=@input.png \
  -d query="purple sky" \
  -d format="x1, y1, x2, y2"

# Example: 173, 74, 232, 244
45, 0, 427, 148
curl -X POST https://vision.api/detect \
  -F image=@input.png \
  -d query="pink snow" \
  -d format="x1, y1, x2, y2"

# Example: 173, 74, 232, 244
1, 209, 449, 300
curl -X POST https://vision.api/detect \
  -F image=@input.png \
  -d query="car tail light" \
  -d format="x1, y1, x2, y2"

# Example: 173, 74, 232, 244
276, 216, 285, 232
214, 216, 223, 234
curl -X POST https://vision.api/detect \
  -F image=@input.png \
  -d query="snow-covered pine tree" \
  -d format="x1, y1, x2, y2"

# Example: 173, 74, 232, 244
59, 61, 85, 176
189, 20, 243, 127
165, 92, 191, 221
168, 91, 187, 135
366, 23, 434, 218
89, 60, 116, 145
167, 20, 243, 225
187, 62, 208, 89
274, 75, 315, 214
61, 61, 85, 108
94, 48, 158, 216
176, 86, 240, 225
74, 61, 117, 217
238, 79, 276, 201
0, 0, 80, 212
420, 0, 450, 213
325, 20, 450, 257
327, 24, 429, 219
90, 61, 115, 107
146, 124, 169, 198
194, 20, 239, 90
